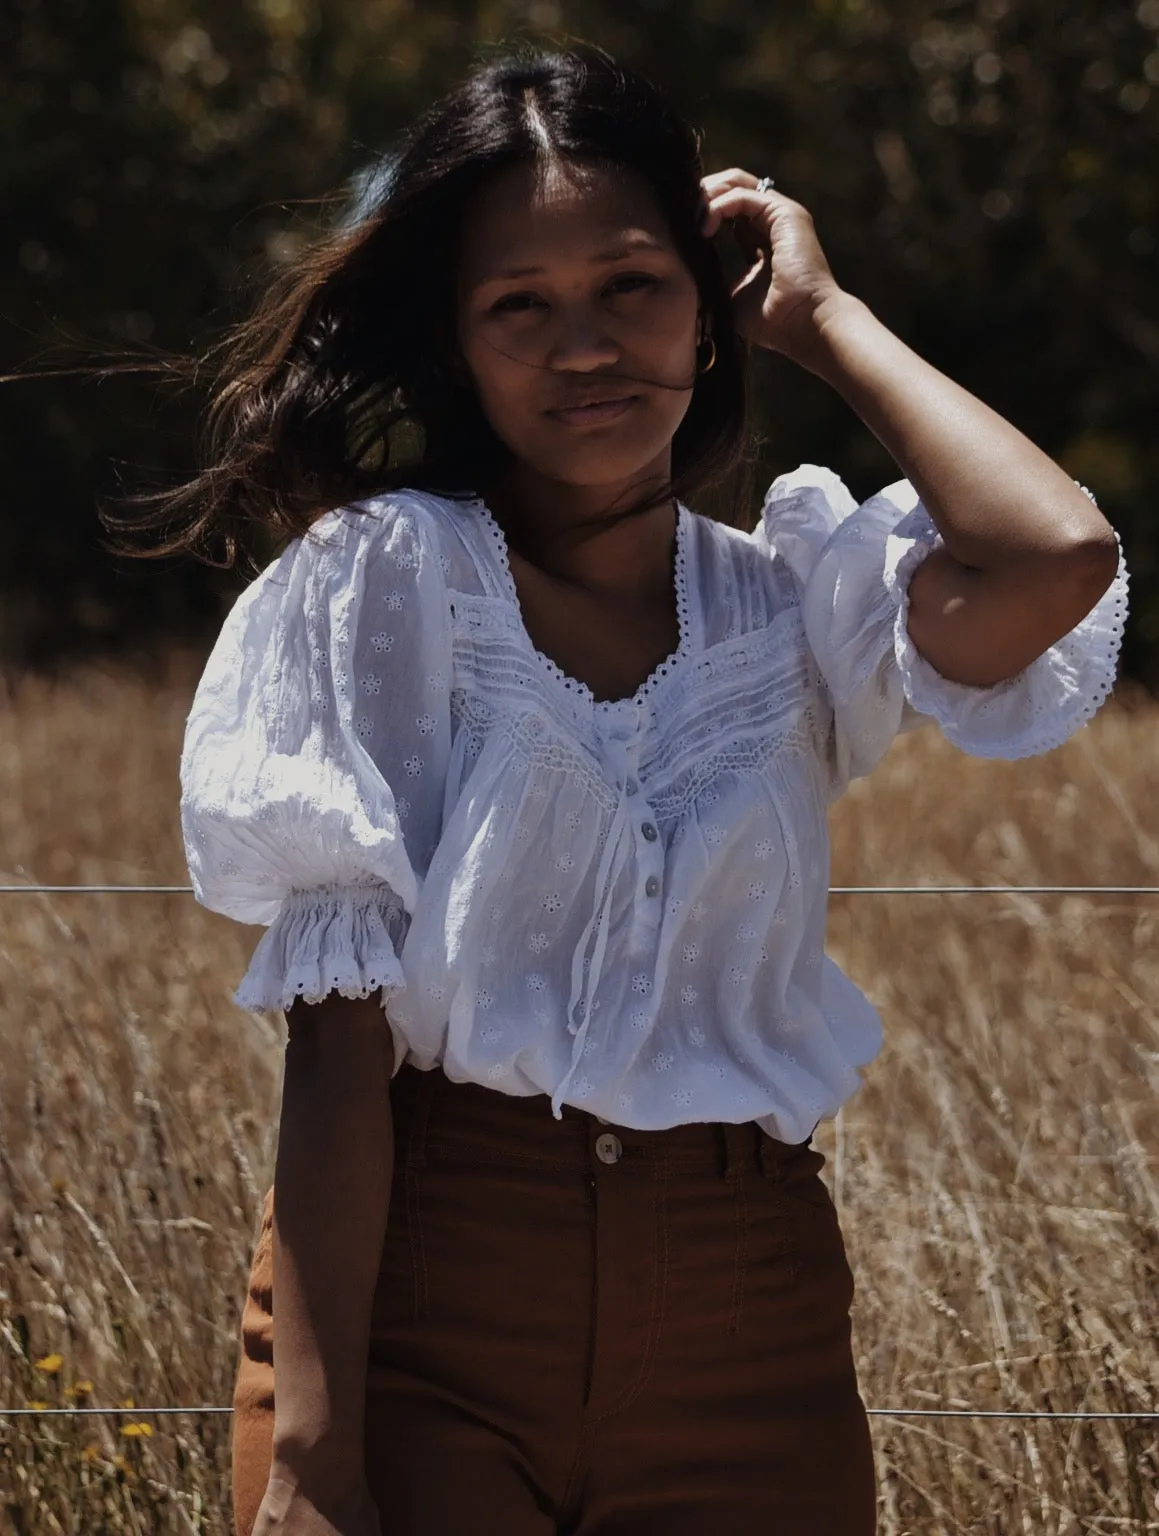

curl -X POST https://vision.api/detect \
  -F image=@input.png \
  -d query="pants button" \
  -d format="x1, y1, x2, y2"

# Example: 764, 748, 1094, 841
595, 1132, 623, 1165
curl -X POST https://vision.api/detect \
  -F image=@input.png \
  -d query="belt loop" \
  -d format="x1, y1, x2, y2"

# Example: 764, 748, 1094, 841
405, 1065, 438, 1172
715, 1122, 730, 1180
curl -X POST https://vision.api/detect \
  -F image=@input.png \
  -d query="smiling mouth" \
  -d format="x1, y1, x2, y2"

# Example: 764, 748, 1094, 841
545, 396, 641, 427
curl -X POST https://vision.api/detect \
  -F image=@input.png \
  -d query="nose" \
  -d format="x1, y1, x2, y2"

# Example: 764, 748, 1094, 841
547, 301, 620, 373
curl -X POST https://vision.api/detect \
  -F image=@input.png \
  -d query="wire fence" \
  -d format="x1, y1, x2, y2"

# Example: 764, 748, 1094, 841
3, 883, 1159, 896
1, 1405, 1158, 1421
3, 877, 1156, 1430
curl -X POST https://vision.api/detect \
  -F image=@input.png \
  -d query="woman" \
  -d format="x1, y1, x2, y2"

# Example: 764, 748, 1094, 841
175, 45, 1126, 1536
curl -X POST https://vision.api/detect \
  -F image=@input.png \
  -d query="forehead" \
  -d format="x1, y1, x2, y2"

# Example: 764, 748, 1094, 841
457, 160, 676, 288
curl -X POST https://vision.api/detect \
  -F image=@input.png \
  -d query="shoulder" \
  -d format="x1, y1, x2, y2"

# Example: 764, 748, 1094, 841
684, 462, 890, 635
681, 503, 800, 643
305, 486, 447, 556
293, 486, 485, 593
687, 464, 856, 566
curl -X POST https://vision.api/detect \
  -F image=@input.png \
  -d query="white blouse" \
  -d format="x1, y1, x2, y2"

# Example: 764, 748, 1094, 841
180, 466, 1128, 1144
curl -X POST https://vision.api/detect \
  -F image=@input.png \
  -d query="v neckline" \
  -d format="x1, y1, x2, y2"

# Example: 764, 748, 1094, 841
468, 494, 694, 712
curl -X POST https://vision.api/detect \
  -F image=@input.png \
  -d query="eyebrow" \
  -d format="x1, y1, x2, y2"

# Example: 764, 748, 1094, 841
476, 237, 668, 284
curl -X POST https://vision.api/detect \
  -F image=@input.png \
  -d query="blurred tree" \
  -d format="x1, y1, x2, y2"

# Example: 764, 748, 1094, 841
2, 0, 1156, 680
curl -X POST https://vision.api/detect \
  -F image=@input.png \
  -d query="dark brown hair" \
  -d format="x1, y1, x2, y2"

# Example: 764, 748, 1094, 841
104, 43, 751, 572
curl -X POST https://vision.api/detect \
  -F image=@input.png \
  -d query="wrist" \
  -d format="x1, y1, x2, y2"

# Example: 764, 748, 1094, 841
785, 290, 879, 378
272, 1425, 366, 1491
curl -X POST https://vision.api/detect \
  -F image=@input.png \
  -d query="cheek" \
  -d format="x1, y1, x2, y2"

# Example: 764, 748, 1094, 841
462, 329, 537, 424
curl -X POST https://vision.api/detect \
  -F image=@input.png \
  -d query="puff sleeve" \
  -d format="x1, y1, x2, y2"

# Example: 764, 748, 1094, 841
756, 464, 1128, 792
179, 495, 453, 1018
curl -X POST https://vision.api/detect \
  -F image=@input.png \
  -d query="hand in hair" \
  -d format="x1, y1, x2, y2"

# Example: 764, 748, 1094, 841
699, 169, 844, 369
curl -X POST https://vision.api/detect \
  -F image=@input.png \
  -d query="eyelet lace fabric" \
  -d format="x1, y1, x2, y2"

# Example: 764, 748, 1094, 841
756, 465, 1130, 786
180, 471, 1127, 1143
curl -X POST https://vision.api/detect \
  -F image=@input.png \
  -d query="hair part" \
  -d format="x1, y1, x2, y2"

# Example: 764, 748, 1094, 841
103, 43, 752, 572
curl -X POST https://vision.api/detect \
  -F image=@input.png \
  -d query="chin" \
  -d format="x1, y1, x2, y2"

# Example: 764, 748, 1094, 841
521, 438, 677, 494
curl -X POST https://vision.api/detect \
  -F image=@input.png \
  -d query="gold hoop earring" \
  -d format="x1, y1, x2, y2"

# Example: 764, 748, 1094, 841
697, 336, 717, 374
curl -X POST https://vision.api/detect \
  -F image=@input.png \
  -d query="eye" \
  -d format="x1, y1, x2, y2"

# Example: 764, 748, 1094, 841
606, 272, 661, 296
489, 291, 545, 315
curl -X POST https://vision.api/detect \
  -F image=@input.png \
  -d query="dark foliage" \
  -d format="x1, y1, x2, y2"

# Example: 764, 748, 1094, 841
2, 0, 1156, 681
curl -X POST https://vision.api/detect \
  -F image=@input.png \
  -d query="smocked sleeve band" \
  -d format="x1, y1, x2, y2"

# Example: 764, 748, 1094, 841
180, 494, 453, 1017
232, 882, 409, 1013
758, 464, 1129, 786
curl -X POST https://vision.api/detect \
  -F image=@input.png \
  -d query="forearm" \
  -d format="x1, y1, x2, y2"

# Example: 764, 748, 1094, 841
269, 990, 395, 1486
802, 292, 1116, 571
701, 176, 1120, 686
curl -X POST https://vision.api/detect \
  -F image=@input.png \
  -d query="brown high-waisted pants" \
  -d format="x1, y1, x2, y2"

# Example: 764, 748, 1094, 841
232, 1062, 876, 1534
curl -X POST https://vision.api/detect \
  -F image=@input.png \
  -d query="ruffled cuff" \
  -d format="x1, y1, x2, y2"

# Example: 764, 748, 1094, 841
888, 507, 1129, 760
233, 882, 408, 1014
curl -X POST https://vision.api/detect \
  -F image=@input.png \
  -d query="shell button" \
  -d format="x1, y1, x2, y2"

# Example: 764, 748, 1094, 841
644, 875, 660, 897
641, 822, 658, 842
595, 1132, 623, 1165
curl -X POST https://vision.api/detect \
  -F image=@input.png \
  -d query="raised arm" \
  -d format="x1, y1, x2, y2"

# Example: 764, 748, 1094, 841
702, 172, 1121, 688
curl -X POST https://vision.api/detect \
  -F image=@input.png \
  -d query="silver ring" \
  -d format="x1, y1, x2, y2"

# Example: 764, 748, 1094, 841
755, 175, 776, 194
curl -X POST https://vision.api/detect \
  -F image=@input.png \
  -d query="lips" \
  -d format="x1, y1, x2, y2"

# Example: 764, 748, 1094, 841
545, 395, 641, 427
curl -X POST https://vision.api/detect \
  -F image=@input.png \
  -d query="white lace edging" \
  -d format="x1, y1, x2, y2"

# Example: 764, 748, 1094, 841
888, 518, 1129, 761
233, 883, 407, 1014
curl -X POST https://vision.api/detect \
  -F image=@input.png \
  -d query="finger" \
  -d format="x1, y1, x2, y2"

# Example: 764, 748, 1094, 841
700, 167, 760, 197
701, 184, 791, 240
698, 169, 763, 229
698, 169, 760, 227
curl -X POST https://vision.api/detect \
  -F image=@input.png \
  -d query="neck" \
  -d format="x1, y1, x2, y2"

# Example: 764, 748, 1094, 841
485, 453, 677, 597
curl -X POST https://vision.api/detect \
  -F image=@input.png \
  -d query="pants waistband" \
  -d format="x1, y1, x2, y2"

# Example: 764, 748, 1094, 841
390, 1062, 812, 1183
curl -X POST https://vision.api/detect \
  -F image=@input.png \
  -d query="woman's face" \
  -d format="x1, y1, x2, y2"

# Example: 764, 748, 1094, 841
455, 159, 703, 494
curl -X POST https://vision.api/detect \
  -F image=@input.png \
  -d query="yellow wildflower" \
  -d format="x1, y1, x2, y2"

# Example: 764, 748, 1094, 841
25, 1400, 50, 1411
81, 1444, 102, 1463
64, 1380, 94, 1399
34, 1354, 64, 1374
120, 1422, 154, 1438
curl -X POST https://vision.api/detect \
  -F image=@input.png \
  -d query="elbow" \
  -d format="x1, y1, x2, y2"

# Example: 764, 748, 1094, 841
1027, 527, 1121, 644
1062, 527, 1120, 609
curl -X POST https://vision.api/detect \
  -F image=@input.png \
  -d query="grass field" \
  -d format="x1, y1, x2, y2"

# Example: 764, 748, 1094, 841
1, 658, 1156, 1533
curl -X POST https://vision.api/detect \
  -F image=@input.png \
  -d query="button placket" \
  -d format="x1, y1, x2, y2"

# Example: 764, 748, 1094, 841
604, 730, 664, 913
629, 787, 664, 927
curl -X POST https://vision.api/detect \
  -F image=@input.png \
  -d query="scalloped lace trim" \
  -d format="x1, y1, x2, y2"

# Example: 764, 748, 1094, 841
888, 514, 1129, 761
233, 883, 408, 1014
469, 496, 692, 710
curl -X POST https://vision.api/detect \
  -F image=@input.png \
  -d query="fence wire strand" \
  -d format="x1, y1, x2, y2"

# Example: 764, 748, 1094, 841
1, 1405, 1157, 1421
2, 884, 1159, 897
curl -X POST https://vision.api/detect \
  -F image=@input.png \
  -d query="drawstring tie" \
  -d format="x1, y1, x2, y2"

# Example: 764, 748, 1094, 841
550, 784, 634, 1118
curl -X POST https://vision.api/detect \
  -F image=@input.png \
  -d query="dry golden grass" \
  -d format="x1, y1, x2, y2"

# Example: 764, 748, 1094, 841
0, 659, 1156, 1533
